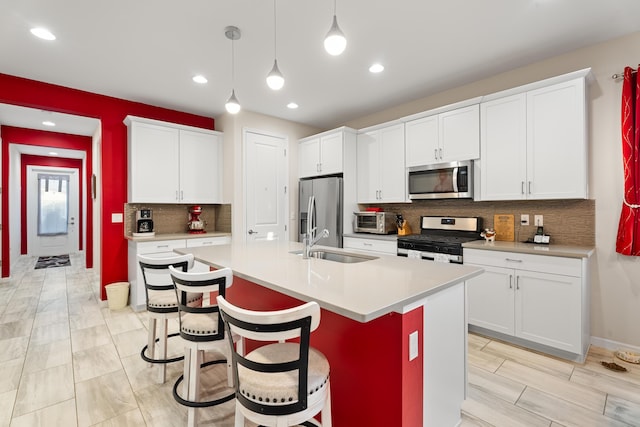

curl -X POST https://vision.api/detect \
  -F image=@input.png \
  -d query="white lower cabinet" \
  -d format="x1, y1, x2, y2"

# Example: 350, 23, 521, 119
128, 236, 231, 310
343, 236, 397, 255
465, 248, 588, 360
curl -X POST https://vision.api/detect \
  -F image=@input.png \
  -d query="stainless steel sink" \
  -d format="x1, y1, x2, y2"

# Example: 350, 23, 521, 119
290, 249, 377, 264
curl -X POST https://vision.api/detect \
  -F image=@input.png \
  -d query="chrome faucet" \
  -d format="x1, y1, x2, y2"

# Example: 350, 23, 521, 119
302, 195, 329, 259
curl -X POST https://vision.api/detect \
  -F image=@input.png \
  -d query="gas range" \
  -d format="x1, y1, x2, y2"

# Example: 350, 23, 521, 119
397, 216, 483, 264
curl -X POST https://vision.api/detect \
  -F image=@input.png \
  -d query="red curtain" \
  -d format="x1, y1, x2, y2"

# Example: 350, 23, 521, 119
616, 66, 640, 255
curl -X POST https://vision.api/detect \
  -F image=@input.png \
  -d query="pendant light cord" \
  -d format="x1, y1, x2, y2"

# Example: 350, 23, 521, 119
274, 0, 277, 60
231, 36, 235, 87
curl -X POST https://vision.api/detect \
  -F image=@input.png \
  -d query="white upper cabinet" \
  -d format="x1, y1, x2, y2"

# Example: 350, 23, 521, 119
298, 128, 351, 178
125, 116, 223, 204
480, 94, 528, 200
357, 123, 406, 203
478, 71, 588, 201
179, 129, 223, 204
405, 104, 479, 167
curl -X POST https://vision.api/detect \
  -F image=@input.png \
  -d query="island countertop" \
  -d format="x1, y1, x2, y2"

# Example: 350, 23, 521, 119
175, 239, 483, 322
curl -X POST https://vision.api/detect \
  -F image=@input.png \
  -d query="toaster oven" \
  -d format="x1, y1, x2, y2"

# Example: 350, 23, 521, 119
353, 212, 396, 234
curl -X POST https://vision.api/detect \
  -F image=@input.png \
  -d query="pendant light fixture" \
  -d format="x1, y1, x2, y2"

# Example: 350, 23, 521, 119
224, 26, 241, 114
266, 0, 285, 90
324, 0, 346, 56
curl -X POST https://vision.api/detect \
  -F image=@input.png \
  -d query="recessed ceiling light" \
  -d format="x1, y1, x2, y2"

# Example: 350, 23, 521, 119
287, 102, 299, 109
42, 120, 55, 127
369, 63, 384, 73
30, 27, 56, 41
192, 75, 208, 84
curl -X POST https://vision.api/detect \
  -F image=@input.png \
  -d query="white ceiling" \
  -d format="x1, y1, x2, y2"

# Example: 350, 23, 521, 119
2, 0, 640, 134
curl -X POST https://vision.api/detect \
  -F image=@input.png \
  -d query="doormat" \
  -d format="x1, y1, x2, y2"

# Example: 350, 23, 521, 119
35, 254, 71, 269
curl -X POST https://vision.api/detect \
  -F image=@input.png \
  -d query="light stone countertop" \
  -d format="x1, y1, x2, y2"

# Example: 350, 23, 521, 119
125, 232, 232, 242
175, 239, 483, 323
463, 240, 595, 258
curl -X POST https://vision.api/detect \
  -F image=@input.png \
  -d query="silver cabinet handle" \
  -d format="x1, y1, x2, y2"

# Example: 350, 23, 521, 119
180, 190, 184, 200
176, 190, 179, 200
434, 149, 438, 160
157, 244, 169, 249
509, 274, 513, 289
516, 276, 520, 290
528, 181, 532, 194
505, 258, 523, 263
247, 229, 258, 235
521, 182, 525, 195
363, 242, 373, 246
439, 148, 443, 159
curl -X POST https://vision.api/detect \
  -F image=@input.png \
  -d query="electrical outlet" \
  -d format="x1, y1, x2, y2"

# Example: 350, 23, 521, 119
520, 214, 530, 226
409, 331, 419, 361
534, 215, 543, 226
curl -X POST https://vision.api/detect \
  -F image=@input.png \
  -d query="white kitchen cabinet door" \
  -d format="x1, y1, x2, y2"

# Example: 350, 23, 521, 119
179, 129, 223, 204
128, 121, 180, 203
319, 131, 343, 176
356, 131, 381, 203
439, 104, 480, 163
466, 264, 515, 335
515, 270, 582, 353
479, 94, 527, 200
298, 137, 320, 178
357, 124, 406, 203
405, 115, 439, 167
378, 123, 406, 202
526, 78, 587, 199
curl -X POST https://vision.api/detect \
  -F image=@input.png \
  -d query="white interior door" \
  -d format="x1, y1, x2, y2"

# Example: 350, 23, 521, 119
27, 166, 79, 256
244, 130, 288, 242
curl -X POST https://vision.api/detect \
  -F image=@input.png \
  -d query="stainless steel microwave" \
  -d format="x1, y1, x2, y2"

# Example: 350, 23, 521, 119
408, 160, 473, 200
353, 211, 396, 234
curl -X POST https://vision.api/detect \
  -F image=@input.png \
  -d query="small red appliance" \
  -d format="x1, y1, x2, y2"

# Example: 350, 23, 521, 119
187, 205, 206, 234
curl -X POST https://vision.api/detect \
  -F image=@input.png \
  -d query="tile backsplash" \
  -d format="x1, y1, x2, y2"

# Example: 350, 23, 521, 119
125, 203, 232, 236
360, 199, 595, 246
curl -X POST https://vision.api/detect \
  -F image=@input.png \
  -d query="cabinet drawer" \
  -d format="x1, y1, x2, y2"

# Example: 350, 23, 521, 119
343, 236, 397, 255
464, 249, 581, 277
135, 239, 186, 254
186, 236, 231, 247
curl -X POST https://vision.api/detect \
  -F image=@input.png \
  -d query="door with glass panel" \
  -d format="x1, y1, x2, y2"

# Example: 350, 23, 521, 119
27, 167, 79, 256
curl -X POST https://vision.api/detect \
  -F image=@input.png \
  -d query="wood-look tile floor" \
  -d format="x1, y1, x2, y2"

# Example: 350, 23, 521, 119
461, 334, 640, 427
1, 254, 639, 426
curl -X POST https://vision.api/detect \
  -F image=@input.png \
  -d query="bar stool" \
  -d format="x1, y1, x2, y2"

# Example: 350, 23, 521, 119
137, 253, 202, 384
217, 295, 332, 427
169, 266, 237, 427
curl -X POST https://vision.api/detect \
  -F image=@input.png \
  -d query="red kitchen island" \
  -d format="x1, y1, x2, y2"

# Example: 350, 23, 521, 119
176, 239, 483, 426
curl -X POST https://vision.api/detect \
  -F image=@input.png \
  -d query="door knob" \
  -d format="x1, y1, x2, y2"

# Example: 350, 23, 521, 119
248, 229, 258, 235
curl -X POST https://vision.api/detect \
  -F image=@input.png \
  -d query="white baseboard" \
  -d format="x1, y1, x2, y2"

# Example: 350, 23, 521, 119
590, 336, 640, 353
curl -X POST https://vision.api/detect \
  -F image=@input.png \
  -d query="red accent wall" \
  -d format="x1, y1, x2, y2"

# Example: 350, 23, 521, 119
227, 276, 424, 426
1, 73, 214, 299
20, 153, 84, 255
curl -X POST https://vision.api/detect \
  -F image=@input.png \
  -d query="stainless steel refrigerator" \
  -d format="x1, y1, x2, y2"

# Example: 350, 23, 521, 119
299, 176, 343, 248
